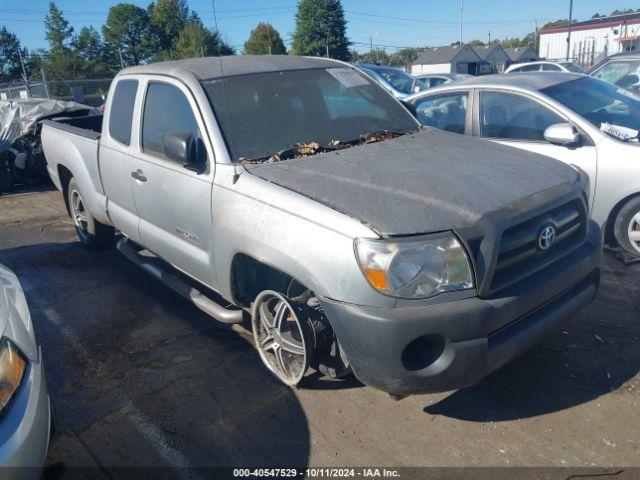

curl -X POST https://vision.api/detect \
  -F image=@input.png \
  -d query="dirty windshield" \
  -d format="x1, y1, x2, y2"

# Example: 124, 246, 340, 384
201, 67, 418, 162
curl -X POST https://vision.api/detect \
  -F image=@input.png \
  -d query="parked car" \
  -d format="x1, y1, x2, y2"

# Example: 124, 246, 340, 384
355, 64, 427, 99
0, 263, 51, 474
42, 56, 601, 396
587, 52, 640, 96
505, 61, 585, 74
414, 73, 473, 88
406, 72, 640, 255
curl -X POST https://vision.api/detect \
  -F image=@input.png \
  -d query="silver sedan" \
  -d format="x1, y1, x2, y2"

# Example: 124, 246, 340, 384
0, 263, 51, 476
406, 72, 640, 256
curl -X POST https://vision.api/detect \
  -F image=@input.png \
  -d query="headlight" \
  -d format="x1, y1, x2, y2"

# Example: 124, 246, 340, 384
355, 232, 474, 299
0, 340, 26, 413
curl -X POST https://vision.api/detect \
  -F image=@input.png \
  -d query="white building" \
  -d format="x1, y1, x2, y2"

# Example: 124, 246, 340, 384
539, 12, 640, 67
411, 45, 483, 75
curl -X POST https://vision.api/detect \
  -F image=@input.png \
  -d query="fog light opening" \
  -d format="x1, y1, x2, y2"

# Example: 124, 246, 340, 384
401, 334, 446, 371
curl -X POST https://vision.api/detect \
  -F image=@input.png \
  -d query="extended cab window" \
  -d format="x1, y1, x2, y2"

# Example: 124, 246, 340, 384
109, 79, 138, 145
413, 92, 469, 134
479, 91, 563, 141
142, 82, 205, 162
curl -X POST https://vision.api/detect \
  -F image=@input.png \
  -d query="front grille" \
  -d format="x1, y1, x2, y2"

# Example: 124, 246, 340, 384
490, 199, 587, 292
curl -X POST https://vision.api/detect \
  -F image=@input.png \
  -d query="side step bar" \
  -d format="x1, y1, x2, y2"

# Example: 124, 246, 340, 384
117, 238, 243, 324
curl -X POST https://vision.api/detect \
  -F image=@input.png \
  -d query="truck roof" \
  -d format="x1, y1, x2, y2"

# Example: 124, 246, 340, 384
119, 55, 344, 81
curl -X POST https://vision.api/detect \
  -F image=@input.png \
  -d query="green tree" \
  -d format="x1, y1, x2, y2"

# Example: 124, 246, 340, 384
244, 22, 286, 55
611, 9, 640, 16
0, 26, 27, 82
42, 2, 81, 80
291, 0, 349, 60
150, 0, 189, 51
103, 3, 156, 66
468, 39, 485, 46
349, 48, 389, 65
170, 19, 234, 60
72, 26, 116, 77
389, 47, 424, 68
45, 1, 73, 50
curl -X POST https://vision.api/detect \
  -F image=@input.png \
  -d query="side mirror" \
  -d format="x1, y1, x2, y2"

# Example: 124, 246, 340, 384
544, 123, 580, 147
163, 132, 206, 173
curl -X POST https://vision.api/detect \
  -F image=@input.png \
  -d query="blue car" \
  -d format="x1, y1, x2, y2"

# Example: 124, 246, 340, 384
356, 64, 427, 99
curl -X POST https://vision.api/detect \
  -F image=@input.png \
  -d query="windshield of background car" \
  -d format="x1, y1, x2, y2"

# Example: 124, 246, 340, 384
201, 67, 418, 161
375, 68, 427, 94
591, 60, 640, 93
542, 77, 640, 134
561, 62, 584, 73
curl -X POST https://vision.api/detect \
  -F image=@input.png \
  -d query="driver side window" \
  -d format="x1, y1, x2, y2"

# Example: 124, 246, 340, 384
479, 91, 564, 141
414, 91, 469, 134
142, 82, 206, 164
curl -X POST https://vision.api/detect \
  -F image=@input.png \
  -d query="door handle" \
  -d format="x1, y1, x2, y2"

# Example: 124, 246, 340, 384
131, 169, 147, 182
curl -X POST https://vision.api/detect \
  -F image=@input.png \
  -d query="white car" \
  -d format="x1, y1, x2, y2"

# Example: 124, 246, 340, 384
414, 73, 473, 88
505, 61, 584, 74
0, 263, 51, 475
406, 72, 640, 255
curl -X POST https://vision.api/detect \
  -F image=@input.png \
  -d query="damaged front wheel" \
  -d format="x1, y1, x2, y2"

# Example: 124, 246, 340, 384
251, 290, 315, 386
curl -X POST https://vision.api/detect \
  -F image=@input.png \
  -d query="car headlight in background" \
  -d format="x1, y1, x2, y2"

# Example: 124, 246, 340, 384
355, 232, 474, 299
0, 340, 26, 413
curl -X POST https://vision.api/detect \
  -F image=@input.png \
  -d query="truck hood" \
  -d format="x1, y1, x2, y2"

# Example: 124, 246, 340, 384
244, 128, 578, 236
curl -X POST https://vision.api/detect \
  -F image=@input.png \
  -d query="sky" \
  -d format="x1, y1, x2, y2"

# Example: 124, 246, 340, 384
3, 0, 639, 53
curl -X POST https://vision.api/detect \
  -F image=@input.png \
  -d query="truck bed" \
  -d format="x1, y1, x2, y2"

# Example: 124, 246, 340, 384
41, 113, 111, 226
41, 114, 103, 141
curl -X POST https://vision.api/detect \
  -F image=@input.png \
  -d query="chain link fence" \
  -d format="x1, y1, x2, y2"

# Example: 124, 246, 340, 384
0, 77, 113, 107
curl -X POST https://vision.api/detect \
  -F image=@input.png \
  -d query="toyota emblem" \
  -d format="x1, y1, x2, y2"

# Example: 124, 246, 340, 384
538, 225, 557, 251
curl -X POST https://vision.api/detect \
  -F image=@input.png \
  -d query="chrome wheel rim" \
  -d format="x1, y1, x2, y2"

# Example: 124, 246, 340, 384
251, 291, 309, 386
70, 189, 89, 240
628, 210, 640, 254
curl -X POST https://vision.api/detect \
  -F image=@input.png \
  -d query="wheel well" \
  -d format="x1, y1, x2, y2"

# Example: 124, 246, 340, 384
230, 254, 307, 308
604, 192, 640, 246
57, 165, 73, 216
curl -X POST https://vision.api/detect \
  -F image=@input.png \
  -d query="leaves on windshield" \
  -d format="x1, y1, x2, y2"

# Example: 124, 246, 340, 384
239, 130, 412, 165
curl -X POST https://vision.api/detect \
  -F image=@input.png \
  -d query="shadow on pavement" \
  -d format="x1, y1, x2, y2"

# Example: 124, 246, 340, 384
425, 253, 640, 422
0, 241, 311, 474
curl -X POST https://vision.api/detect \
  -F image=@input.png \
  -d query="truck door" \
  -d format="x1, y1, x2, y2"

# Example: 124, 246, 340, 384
130, 78, 215, 286
99, 78, 143, 244
475, 90, 597, 206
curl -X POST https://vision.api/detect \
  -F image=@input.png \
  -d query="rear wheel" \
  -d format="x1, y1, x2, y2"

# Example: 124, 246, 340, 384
67, 178, 115, 249
614, 196, 640, 256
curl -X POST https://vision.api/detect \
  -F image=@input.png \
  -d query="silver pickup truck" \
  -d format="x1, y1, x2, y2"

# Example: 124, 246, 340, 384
41, 56, 602, 395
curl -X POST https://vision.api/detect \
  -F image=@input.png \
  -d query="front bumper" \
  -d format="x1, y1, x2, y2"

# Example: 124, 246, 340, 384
0, 347, 51, 477
320, 221, 602, 395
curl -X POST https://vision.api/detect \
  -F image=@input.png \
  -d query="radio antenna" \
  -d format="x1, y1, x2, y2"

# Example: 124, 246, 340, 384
211, 0, 238, 174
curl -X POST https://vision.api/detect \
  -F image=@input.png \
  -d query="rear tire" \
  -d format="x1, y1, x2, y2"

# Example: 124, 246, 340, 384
614, 196, 640, 256
67, 178, 115, 249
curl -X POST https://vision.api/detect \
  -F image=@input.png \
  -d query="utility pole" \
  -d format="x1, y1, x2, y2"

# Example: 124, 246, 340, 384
534, 20, 539, 54
118, 47, 125, 69
40, 69, 50, 98
566, 0, 573, 60
17, 49, 31, 97
460, 0, 463, 44
370, 35, 373, 56
488, 30, 491, 44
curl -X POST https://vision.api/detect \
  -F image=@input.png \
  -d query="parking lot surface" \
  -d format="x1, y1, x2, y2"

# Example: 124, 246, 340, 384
0, 186, 639, 477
